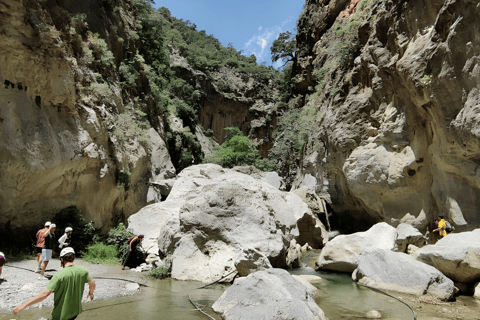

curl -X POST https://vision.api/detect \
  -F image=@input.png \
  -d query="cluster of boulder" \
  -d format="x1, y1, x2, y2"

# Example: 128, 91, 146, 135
317, 222, 480, 301
127, 164, 480, 319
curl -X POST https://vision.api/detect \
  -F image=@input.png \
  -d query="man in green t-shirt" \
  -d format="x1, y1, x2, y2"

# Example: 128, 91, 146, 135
14, 247, 95, 320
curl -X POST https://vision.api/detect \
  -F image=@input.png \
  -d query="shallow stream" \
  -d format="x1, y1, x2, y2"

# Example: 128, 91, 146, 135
0, 251, 426, 320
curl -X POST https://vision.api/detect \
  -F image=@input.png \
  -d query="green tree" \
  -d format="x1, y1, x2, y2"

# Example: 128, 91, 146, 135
204, 127, 275, 171
270, 31, 296, 67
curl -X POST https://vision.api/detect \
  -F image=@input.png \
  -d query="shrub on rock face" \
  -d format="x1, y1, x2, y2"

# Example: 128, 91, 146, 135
212, 268, 327, 320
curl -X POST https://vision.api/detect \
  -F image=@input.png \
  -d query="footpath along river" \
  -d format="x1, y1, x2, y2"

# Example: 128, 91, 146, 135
1, 251, 478, 319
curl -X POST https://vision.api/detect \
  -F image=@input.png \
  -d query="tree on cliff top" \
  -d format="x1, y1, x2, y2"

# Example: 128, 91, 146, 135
270, 31, 296, 67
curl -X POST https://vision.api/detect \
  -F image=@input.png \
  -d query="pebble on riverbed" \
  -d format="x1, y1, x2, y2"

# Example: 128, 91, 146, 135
366, 310, 382, 318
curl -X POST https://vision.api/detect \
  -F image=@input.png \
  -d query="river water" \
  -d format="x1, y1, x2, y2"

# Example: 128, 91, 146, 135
0, 251, 422, 320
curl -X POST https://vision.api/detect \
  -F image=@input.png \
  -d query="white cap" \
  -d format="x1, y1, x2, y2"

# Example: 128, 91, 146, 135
60, 247, 75, 258
0, 251, 4, 258
45, 221, 51, 227
50, 223, 56, 228
65, 227, 73, 232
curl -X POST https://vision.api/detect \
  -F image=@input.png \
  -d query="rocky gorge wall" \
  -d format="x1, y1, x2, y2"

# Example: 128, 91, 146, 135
0, 0, 175, 246
291, 0, 480, 232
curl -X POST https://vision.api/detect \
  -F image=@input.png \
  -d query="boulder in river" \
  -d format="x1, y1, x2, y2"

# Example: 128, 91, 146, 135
416, 229, 480, 283
129, 164, 328, 282
316, 222, 397, 272
212, 268, 327, 320
353, 249, 456, 301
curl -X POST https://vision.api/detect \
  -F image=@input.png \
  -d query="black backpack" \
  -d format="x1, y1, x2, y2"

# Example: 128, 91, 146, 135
444, 220, 455, 233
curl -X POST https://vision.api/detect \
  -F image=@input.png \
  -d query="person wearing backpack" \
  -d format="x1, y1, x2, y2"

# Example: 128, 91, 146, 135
433, 216, 453, 237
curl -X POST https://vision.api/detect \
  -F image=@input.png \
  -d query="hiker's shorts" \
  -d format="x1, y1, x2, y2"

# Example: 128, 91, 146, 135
42, 249, 52, 261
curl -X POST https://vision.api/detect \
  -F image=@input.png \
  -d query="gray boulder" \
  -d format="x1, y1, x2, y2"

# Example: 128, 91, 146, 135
316, 222, 397, 272
416, 229, 480, 283
395, 223, 426, 253
353, 249, 456, 301
149, 164, 327, 282
212, 268, 327, 320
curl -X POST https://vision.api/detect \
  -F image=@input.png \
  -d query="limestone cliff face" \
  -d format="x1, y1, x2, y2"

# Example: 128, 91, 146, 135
292, 0, 480, 232
170, 49, 277, 158
0, 0, 174, 245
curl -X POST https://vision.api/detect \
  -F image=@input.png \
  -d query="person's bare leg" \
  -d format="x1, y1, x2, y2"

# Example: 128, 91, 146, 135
37, 253, 42, 269
40, 261, 48, 277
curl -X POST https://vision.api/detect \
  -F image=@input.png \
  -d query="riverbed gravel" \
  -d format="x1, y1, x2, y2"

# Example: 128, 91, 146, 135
0, 258, 146, 314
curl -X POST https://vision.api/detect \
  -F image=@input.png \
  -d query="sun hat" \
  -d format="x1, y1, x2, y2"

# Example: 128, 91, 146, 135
50, 223, 56, 228
65, 227, 73, 232
60, 247, 75, 258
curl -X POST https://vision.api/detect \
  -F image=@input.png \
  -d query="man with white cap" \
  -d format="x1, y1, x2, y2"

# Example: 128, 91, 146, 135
14, 247, 95, 320
35, 221, 51, 273
58, 227, 73, 249
40, 223, 56, 277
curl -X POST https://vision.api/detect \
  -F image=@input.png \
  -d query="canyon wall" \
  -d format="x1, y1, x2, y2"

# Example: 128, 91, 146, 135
292, 0, 480, 232
0, 0, 174, 245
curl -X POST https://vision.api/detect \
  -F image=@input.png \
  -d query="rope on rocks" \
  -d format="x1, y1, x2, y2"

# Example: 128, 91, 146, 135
359, 283, 417, 320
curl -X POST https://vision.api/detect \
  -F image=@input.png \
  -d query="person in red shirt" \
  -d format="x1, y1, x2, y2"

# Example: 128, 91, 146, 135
35, 221, 51, 273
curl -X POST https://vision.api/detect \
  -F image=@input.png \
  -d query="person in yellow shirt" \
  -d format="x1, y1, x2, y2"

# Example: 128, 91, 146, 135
433, 216, 447, 237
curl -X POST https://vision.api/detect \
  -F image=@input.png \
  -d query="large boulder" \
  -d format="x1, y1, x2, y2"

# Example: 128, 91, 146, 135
316, 222, 397, 272
394, 223, 426, 253
130, 164, 327, 282
353, 249, 456, 301
212, 268, 327, 320
416, 229, 480, 283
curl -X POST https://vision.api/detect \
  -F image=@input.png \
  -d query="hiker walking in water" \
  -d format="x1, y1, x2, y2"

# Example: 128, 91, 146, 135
35, 221, 51, 273
40, 223, 56, 277
14, 247, 95, 319
122, 234, 144, 270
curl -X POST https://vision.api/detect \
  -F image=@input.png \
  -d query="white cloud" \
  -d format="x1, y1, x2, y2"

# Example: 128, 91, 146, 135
243, 17, 295, 66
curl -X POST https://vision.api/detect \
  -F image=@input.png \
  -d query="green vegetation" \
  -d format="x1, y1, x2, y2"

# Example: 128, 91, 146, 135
334, 41, 361, 66
148, 252, 173, 279
113, 112, 152, 151
116, 170, 131, 190
420, 74, 433, 86
81, 243, 119, 265
204, 127, 275, 171
106, 223, 134, 261
270, 31, 296, 67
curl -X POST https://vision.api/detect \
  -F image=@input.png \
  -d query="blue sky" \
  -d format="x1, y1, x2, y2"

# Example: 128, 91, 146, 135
153, 0, 305, 67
